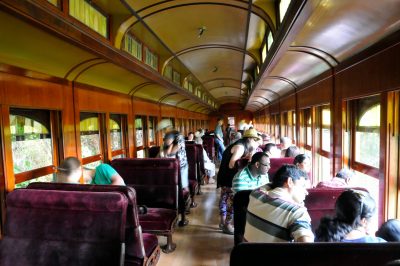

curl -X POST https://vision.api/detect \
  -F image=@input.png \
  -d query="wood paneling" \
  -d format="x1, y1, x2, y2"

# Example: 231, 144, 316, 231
297, 77, 332, 108
279, 94, 296, 112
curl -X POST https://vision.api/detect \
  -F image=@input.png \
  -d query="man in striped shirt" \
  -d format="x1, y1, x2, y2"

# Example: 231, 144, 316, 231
245, 164, 314, 243
232, 152, 270, 193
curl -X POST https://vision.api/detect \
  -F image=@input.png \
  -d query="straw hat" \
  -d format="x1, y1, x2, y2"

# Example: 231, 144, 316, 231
243, 128, 261, 140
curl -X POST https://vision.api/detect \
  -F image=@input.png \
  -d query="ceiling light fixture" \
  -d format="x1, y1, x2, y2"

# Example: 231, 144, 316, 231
198, 26, 207, 38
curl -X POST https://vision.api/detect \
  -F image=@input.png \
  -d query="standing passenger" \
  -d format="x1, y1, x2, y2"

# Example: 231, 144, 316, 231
214, 118, 225, 162
315, 190, 385, 242
217, 128, 261, 234
245, 164, 313, 242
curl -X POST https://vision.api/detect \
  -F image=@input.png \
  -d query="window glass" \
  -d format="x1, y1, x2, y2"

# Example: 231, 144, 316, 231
148, 116, 156, 143
316, 153, 330, 182
136, 150, 145, 158
69, 0, 108, 37
144, 47, 158, 71
80, 113, 100, 158
261, 43, 267, 63
267, 31, 273, 50
15, 174, 54, 189
173, 70, 181, 85
47, 0, 58, 6
135, 116, 144, 147
10, 110, 53, 174
279, 0, 291, 22
321, 107, 330, 151
292, 112, 296, 142
355, 100, 380, 168
110, 115, 122, 151
164, 65, 173, 80
306, 111, 312, 146
124, 34, 142, 60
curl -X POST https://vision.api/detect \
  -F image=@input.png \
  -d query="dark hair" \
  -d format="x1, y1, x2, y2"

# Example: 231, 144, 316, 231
250, 152, 269, 165
315, 190, 376, 242
58, 157, 81, 176
164, 130, 179, 140
285, 146, 300, 158
263, 143, 276, 153
271, 164, 308, 189
293, 154, 310, 165
376, 219, 400, 242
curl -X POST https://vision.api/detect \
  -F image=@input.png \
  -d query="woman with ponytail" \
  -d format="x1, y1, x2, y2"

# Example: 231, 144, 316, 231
315, 190, 386, 242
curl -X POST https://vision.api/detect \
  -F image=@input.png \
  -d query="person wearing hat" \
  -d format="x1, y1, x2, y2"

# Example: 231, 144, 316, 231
217, 128, 261, 234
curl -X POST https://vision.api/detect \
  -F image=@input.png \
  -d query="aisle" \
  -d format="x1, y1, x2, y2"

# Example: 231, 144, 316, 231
157, 184, 233, 266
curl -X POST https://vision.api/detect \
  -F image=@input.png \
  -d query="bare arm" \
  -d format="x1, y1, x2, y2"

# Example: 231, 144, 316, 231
295, 236, 314, 242
228, 145, 245, 169
111, 173, 126, 185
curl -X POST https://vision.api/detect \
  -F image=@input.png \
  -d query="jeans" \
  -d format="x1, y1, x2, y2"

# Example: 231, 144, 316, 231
215, 138, 225, 161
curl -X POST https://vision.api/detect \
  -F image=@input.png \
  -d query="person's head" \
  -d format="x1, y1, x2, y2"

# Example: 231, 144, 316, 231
293, 154, 311, 173
280, 137, 292, 149
263, 143, 280, 158
242, 128, 261, 153
335, 168, 355, 184
376, 219, 400, 242
217, 117, 224, 125
271, 164, 309, 204
57, 157, 82, 183
336, 190, 376, 230
187, 132, 194, 141
315, 190, 376, 242
163, 130, 179, 146
285, 146, 300, 158
249, 152, 270, 176
261, 134, 270, 145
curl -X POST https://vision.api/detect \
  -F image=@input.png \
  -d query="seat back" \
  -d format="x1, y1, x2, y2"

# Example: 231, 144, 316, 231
185, 144, 198, 183
148, 146, 160, 158
202, 136, 215, 161
2, 189, 127, 265
233, 190, 252, 246
268, 157, 294, 181
27, 183, 147, 260
111, 158, 179, 210
195, 144, 205, 178
231, 242, 400, 266
305, 187, 369, 232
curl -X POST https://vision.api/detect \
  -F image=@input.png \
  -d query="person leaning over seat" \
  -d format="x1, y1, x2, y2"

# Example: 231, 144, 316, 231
244, 164, 314, 243
84, 163, 125, 185
56, 157, 82, 184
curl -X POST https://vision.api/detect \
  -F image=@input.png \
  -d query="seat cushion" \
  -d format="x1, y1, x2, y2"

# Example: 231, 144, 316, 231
142, 233, 159, 257
139, 208, 177, 232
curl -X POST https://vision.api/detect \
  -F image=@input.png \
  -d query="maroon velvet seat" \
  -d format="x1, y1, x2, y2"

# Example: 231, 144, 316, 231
231, 242, 400, 266
27, 182, 161, 265
195, 144, 205, 193
305, 187, 369, 232
111, 158, 184, 252
0, 189, 127, 266
202, 136, 215, 162
185, 144, 199, 206
268, 157, 294, 181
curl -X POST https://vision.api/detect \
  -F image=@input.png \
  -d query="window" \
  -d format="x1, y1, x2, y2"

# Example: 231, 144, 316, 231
124, 34, 142, 60
10, 108, 58, 188
148, 116, 157, 145
261, 43, 267, 63
80, 113, 102, 168
292, 111, 296, 143
228, 117, 235, 130
110, 114, 127, 159
69, 0, 108, 37
267, 31, 273, 51
279, 0, 291, 22
144, 47, 158, 71
135, 116, 144, 148
321, 106, 331, 152
47, 0, 59, 6
164, 65, 173, 80
173, 70, 181, 85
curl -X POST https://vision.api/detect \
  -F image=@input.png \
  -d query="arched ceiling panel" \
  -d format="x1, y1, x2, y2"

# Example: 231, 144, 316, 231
292, 0, 400, 62
210, 87, 241, 99
246, 14, 267, 64
161, 93, 189, 105
133, 84, 171, 100
0, 11, 95, 79
76, 63, 148, 94
269, 52, 329, 88
177, 48, 243, 83
203, 79, 242, 91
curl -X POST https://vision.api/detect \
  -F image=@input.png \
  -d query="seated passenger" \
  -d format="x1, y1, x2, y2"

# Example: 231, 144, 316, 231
263, 143, 280, 158
194, 128, 216, 184
280, 137, 292, 157
376, 219, 400, 242
187, 131, 194, 141
56, 157, 82, 183
284, 146, 300, 158
293, 154, 312, 174
316, 168, 354, 188
85, 163, 126, 185
315, 190, 385, 242
245, 164, 314, 242
232, 152, 270, 193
